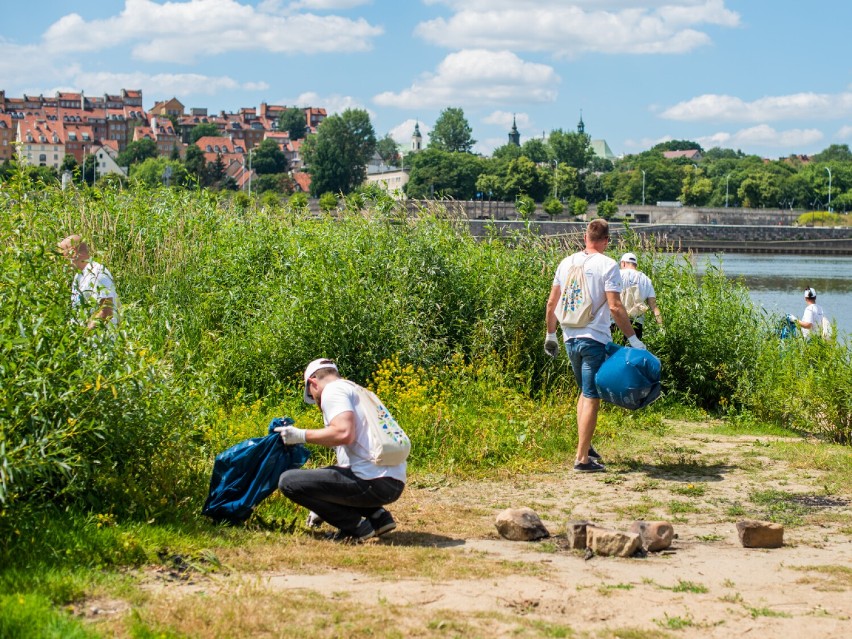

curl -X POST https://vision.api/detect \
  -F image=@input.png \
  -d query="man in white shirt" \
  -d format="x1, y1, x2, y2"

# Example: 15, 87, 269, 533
790, 287, 826, 339
58, 235, 120, 329
544, 220, 645, 473
617, 252, 662, 340
276, 359, 406, 542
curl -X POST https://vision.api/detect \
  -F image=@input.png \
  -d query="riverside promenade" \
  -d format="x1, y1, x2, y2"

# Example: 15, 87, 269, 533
402, 200, 852, 255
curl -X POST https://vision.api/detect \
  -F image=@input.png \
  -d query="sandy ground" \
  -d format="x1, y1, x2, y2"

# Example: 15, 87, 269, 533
112, 420, 851, 638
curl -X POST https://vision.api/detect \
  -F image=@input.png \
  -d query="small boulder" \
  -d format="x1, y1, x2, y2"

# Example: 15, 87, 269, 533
629, 520, 674, 552
565, 521, 592, 549
736, 520, 784, 548
586, 526, 642, 557
495, 508, 550, 541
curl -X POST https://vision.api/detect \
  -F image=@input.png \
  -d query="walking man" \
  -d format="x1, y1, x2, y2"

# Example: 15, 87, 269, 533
58, 234, 120, 329
789, 287, 828, 339
617, 252, 662, 340
544, 220, 645, 473
276, 359, 405, 541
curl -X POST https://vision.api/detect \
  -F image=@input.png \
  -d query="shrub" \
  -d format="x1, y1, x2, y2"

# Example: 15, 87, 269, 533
318, 191, 338, 212
543, 196, 564, 218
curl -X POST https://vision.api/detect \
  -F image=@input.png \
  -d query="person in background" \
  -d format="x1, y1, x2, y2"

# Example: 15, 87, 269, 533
276, 359, 405, 542
788, 287, 826, 339
544, 220, 645, 473
58, 234, 120, 329
617, 252, 662, 340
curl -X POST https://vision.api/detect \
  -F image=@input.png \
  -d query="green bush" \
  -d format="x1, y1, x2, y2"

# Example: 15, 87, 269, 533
318, 191, 338, 212
543, 196, 564, 218
515, 194, 536, 220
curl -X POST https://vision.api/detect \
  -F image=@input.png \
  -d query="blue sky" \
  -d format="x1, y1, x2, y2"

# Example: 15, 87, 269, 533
1, 0, 850, 158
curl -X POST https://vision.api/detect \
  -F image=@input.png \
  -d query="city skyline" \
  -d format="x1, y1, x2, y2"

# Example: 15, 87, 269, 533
1, 0, 850, 158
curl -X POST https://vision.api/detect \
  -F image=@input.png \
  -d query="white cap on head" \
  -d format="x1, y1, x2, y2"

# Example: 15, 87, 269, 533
620, 252, 638, 265
804, 287, 817, 299
303, 358, 338, 404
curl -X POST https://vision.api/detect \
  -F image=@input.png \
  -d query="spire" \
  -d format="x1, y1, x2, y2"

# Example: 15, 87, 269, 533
577, 109, 585, 134
508, 113, 520, 146
411, 121, 422, 152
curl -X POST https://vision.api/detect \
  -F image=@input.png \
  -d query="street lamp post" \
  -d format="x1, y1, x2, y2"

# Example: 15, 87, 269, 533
641, 169, 646, 206
725, 173, 731, 208
826, 166, 832, 212
247, 148, 254, 197
552, 159, 558, 200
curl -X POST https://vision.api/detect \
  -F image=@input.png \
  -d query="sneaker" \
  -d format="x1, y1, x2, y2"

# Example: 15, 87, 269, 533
573, 459, 606, 473
369, 508, 397, 536
587, 446, 603, 463
327, 518, 375, 543
305, 511, 324, 529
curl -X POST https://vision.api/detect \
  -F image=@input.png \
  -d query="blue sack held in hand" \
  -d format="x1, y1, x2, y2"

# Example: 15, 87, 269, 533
594, 341, 662, 410
202, 417, 310, 524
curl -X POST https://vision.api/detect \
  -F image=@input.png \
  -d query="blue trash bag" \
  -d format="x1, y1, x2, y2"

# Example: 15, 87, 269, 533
594, 341, 662, 410
202, 417, 310, 524
778, 315, 797, 339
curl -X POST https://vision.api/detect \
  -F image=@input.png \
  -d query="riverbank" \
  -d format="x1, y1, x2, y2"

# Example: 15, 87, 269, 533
79, 418, 852, 638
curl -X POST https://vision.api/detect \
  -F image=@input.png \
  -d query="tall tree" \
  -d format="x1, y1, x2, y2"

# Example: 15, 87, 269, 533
548, 129, 593, 170
189, 122, 221, 144
375, 134, 401, 167
429, 107, 476, 153
277, 108, 307, 140
404, 147, 485, 199
116, 138, 158, 168
251, 138, 288, 175
301, 108, 376, 195
183, 144, 208, 185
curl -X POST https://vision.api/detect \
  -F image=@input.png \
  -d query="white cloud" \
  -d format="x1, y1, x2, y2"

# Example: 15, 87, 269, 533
41, 0, 382, 63
483, 111, 531, 130
373, 50, 559, 109
286, 0, 372, 9
281, 91, 370, 116
838, 125, 852, 139
70, 71, 268, 97
662, 92, 852, 122
415, 1, 739, 56
696, 125, 824, 149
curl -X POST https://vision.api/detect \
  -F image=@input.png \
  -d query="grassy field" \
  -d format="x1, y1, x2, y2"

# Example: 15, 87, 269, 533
1, 175, 850, 636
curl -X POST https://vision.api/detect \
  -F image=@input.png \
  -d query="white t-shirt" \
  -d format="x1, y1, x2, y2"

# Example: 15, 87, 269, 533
620, 268, 656, 324
801, 303, 825, 339
552, 251, 622, 345
72, 261, 120, 325
320, 379, 407, 483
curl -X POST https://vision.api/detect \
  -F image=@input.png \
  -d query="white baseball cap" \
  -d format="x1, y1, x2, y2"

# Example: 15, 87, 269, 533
303, 358, 338, 404
620, 252, 638, 265
804, 287, 817, 299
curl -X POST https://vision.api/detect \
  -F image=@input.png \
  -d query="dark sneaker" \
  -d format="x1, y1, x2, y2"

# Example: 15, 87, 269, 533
573, 459, 606, 473
369, 508, 397, 536
588, 446, 603, 463
327, 518, 375, 543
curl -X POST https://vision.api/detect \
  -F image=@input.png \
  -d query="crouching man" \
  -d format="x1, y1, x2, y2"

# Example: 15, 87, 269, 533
276, 358, 405, 542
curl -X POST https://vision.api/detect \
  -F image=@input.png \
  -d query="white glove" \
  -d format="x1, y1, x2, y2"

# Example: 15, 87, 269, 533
544, 332, 560, 358
627, 335, 647, 350
274, 425, 307, 445
787, 314, 797, 323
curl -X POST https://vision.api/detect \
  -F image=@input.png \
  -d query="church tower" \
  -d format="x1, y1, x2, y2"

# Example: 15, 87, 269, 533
577, 110, 585, 135
508, 114, 520, 146
411, 122, 422, 152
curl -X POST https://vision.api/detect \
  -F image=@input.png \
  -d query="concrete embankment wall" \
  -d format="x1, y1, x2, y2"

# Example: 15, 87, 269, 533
395, 200, 852, 255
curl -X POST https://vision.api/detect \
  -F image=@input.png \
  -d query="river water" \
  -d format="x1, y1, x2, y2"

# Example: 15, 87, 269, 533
692, 254, 852, 337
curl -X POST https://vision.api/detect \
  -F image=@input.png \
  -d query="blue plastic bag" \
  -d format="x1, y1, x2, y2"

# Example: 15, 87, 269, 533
594, 342, 662, 410
202, 417, 310, 524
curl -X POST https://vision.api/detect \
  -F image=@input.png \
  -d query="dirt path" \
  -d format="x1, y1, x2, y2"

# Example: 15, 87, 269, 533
123, 420, 851, 638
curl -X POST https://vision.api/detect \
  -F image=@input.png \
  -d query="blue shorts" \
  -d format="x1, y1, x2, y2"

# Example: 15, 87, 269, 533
565, 338, 607, 399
